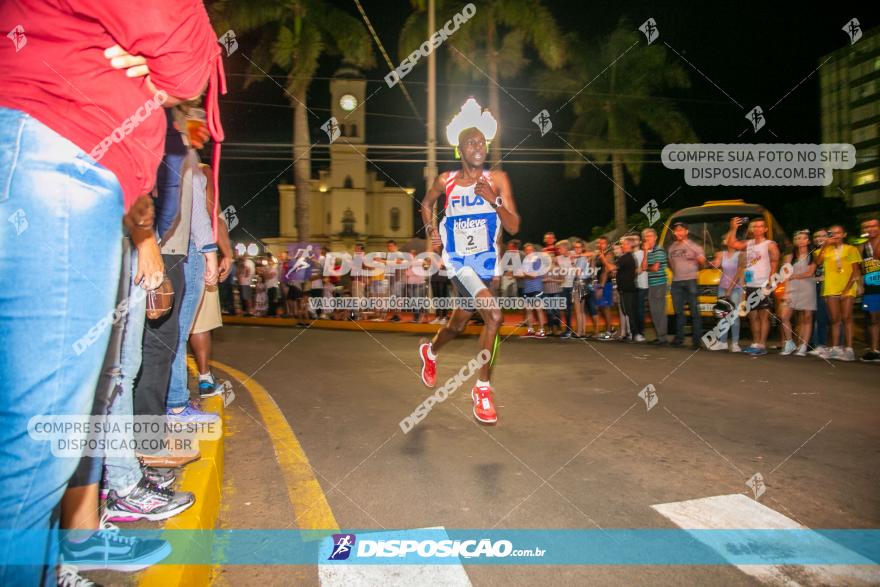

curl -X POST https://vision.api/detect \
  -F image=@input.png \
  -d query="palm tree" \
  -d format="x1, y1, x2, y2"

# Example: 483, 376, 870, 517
538, 21, 697, 231
212, 0, 375, 241
399, 0, 565, 167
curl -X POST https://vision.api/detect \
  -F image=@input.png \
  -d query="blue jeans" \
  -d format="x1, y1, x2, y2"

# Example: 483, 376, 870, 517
717, 286, 743, 344
68, 239, 131, 488
0, 107, 122, 586
812, 281, 828, 347
545, 291, 563, 330
104, 245, 146, 493
671, 279, 702, 344
167, 239, 205, 409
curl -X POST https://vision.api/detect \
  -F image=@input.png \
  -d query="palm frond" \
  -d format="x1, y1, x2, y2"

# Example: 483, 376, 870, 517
241, 29, 277, 89
271, 25, 296, 70
496, 30, 529, 77
398, 12, 428, 62
210, 0, 286, 35
307, 1, 376, 69
496, 0, 566, 69
286, 25, 323, 98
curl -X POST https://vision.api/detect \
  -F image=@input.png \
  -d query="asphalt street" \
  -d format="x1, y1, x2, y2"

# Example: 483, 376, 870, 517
211, 324, 880, 586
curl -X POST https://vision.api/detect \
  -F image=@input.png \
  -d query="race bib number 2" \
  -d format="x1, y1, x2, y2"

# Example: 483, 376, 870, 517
454, 224, 489, 255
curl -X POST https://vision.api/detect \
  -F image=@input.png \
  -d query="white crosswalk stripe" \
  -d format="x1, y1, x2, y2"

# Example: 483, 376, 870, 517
652, 494, 879, 585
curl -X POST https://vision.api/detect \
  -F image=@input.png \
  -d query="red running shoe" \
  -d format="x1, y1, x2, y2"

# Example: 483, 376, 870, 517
471, 385, 498, 424
419, 341, 436, 388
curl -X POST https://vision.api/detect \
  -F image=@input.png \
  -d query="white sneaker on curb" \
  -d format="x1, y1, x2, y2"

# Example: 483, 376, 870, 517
708, 340, 727, 351
809, 345, 826, 356
57, 565, 98, 586
729, 343, 742, 353
634, 334, 646, 342
828, 346, 844, 360
795, 344, 808, 357
841, 347, 855, 362
780, 340, 796, 356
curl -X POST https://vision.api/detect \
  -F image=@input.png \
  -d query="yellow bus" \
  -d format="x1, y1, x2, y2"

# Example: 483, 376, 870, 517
658, 199, 790, 320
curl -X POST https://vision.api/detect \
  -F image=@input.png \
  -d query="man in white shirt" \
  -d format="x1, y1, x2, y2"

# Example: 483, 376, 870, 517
632, 233, 648, 342
263, 256, 280, 316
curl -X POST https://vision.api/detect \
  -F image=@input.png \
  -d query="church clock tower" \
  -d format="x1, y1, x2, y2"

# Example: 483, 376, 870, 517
328, 64, 366, 189
266, 63, 414, 254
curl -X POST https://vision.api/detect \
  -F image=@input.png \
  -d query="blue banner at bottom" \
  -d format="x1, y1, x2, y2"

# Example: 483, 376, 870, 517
2, 529, 879, 565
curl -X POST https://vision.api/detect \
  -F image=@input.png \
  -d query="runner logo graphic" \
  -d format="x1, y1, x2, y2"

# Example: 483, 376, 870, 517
532, 110, 552, 136
8, 208, 28, 236
640, 199, 660, 225
746, 106, 765, 133
7, 25, 26, 52
218, 381, 236, 408
842, 18, 861, 45
328, 533, 356, 560
322, 117, 341, 143
639, 18, 659, 44
222, 205, 239, 231
218, 30, 239, 56
746, 472, 766, 500
638, 384, 658, 411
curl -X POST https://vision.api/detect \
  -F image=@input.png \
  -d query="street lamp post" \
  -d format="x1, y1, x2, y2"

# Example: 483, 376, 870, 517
425, 0, 437, 241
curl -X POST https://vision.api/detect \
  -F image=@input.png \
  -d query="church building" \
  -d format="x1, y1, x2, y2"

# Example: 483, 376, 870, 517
265, 64, 416, 253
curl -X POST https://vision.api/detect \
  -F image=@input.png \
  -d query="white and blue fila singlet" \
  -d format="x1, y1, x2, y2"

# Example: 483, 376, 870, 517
439, 169, 502, 283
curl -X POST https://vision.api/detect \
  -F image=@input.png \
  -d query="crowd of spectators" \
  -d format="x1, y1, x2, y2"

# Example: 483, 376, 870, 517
228, 221, 880, 364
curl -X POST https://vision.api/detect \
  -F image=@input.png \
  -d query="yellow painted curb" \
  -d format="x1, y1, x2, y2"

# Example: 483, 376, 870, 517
208, 359, 339, 534
137, 391, 225, 587
139, 355, 338, 586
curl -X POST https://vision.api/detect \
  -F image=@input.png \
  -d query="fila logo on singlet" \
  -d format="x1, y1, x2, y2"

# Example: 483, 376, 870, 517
449, 194, 486, 208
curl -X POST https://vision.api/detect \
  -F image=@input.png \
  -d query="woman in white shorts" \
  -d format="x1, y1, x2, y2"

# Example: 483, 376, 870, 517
779, 230, 817, 356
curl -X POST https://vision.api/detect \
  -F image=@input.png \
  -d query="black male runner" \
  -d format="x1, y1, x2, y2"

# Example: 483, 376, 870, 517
418, 126, 520, 424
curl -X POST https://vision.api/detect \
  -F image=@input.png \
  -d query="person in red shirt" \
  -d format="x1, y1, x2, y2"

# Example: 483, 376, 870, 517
0, 2, 221, 583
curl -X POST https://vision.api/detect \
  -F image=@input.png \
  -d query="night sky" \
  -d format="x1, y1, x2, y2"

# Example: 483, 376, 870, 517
214, 1, 876, 246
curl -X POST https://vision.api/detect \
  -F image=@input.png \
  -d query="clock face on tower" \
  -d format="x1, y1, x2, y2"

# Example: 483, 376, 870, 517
339, 94, 358, 112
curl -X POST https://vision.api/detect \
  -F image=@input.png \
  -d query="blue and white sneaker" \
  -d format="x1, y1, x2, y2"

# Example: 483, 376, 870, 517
744, 345, 767, 356
60, 517, 171, 572
166, 401, 220, 424
198, 376, 221, 398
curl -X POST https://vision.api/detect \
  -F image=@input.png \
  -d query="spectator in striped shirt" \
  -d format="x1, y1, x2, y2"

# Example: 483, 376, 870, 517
641, 228, 669, 344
